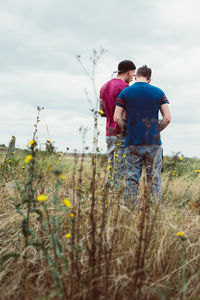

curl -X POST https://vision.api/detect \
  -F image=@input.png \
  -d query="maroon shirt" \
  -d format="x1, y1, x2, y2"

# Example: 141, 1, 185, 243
100, 78, 128, 136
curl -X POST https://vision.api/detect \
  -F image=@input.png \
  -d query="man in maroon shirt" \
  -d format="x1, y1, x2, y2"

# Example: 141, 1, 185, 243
100, 60, 136, 187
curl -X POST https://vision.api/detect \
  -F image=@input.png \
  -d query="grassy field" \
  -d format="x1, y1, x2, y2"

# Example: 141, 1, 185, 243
0, 145, 200, 300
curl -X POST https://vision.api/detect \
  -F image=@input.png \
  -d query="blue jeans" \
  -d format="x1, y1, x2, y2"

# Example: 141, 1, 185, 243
125, 145, 163, 203
106, 135, 125, 189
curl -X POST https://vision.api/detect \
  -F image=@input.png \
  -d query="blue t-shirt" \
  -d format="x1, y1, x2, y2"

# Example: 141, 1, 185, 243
116, 82, 169, 146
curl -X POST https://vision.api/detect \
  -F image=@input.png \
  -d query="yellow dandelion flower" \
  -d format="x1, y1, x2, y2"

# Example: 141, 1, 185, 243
25, 155, 33, 163
117, 143, 121, 146
177, 232, 184, 236
98, 200, 101, 204
63, 198, 72, 208
107, 165, 111, 171
171, 172, 175, 176
37, 194, 47, 201
108, 175, 111, 178
70, 213, 75, 218
11, 152, 15, 154
99, 110, 104, 115
26, 140, 35, 148
115, 154, 118, 157
123, 154, 126, 158
47, 139, 51, 143
82, 181, 86, 184
179, 157, 183, 161
65, 233, 71, 239
195, 169, 200, 173
60, 174, 66, 180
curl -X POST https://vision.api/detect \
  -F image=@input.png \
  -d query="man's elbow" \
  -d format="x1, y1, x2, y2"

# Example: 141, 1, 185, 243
166, 115, 171, 124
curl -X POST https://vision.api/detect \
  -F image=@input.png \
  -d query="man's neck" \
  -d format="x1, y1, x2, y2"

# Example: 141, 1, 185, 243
116, 74, 128, 83
135, 76, 149, 83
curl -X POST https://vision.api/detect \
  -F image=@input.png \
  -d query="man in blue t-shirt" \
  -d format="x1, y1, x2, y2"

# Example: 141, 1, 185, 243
114, 65, 171, 204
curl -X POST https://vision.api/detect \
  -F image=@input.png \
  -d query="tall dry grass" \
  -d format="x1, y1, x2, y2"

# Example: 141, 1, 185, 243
0, 147, 200, 300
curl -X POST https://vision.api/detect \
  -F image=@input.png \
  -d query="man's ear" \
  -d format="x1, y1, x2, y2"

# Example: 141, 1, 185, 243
148, 79, 151, 83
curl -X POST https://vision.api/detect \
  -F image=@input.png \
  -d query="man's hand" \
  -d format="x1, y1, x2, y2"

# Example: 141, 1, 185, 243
160, 104, 171, 131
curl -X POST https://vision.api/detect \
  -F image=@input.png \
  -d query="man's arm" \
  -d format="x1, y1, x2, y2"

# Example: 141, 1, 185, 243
159, 103, 171, 131
114, 106, 125, 129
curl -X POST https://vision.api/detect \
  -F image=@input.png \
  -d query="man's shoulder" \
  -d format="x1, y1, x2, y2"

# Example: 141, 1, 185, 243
148, 84, 164, 95
102, 79, 128, 89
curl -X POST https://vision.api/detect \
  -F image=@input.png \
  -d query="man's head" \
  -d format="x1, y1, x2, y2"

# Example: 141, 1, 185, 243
114, 60, 136, 83
136, 65, 152, 83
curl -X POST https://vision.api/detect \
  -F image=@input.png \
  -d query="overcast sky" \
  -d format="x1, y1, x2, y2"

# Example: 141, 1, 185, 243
0, 0, 200, 157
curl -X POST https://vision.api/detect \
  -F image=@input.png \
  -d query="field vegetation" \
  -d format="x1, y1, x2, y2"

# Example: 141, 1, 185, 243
0, 134, 200, 299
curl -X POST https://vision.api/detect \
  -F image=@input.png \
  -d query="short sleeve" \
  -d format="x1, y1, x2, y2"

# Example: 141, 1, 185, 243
116, 89, 125, 107
161, 91, 169, 105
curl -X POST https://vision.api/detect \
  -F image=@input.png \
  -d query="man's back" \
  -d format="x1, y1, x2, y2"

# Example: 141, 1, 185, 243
100, 78, 128, 136
116, 82, 169, 146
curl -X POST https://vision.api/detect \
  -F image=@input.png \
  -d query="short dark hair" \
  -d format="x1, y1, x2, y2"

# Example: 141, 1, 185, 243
136, 65, 152, 80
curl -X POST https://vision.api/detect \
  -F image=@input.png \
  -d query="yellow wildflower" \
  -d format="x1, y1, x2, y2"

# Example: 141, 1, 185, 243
26, 140, 35, 148
47, 139, 51, 143
108, 175, 111, 178
60, 174, 66, 180
70, 213, 75, 218
25, 155, 33, 163
63, 198, 72, 208
123, 154, 126, 158
115, 154, 118, 157
65, 233, 71, 239
74, 186, 76, 190
37, 194, 47, 201
179, 157, 183, 161
98, 200, 101, 204
99, 110, 104, 115
177, 232, 184, 236
58, 153, 62, 156
107, 165, 111, 171
117, 143, 121, 146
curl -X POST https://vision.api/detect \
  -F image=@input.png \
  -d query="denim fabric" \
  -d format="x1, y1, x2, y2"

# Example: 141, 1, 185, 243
124, 145, 163, 203
106, 135, 125, 189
